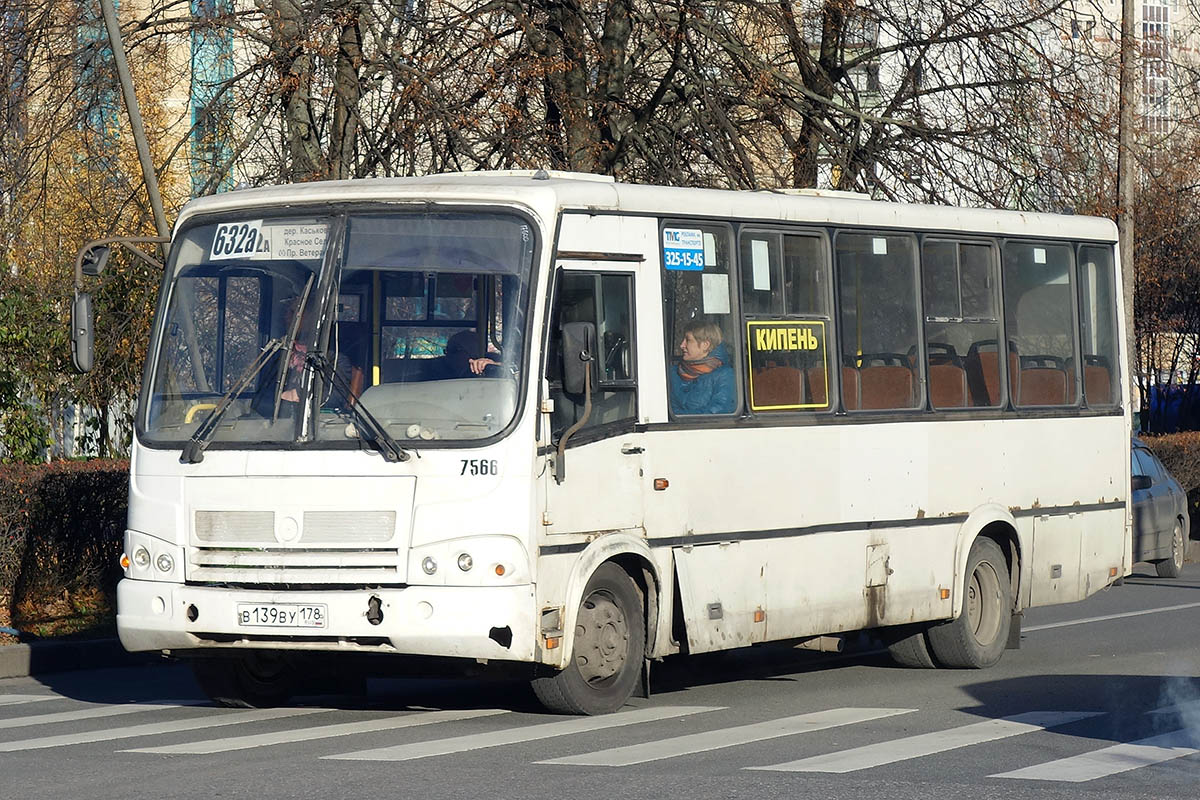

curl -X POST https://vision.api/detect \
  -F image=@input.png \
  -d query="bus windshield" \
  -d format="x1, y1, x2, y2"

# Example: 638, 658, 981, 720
141, 209, 535, 448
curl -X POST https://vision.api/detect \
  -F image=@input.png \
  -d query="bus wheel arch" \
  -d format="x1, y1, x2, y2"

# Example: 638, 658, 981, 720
930, 533, 1015, 668
533, 559, 648, 714
952, 514, 1022, 620
534, 539, 658, 714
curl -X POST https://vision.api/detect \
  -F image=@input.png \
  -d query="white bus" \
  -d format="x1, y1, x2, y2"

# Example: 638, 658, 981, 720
83, 171, 1130, 714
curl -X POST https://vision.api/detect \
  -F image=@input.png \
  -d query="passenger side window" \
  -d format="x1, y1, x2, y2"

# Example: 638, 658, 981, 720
922, 240, 1001, 409
662, 222, 739, 416
740, 230, 833, 411
546, 271, 636, 440
1077, 246, 1119, 407
836, 233, 921, 410
1003, 242, 1079, 407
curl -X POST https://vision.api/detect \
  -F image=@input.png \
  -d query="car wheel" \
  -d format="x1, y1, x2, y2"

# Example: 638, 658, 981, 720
1156, 521, 1185, 578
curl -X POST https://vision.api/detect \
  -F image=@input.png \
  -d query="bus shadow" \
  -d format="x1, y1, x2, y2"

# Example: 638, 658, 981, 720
959, 673, 1200, 744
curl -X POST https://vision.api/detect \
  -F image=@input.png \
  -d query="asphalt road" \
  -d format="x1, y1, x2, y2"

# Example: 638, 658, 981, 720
2, 561, 1199, 800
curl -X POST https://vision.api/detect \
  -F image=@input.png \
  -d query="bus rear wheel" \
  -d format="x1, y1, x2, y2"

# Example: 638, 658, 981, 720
191, 652, 295, 708
927, 537, 1011, 669
531, 563, 645, 715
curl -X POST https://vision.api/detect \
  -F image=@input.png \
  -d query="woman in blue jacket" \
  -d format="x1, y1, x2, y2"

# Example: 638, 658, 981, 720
669, 320, 737, 415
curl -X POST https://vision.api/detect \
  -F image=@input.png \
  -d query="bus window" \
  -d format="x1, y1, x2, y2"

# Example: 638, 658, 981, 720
741, 230, 832, 412
1003, 242, 1079, 407
662, 222, 739, 416
922, 240, 1001, 409
1077, 245, 1119, 407
836, 233, 921, 410
546, 271, 636, 438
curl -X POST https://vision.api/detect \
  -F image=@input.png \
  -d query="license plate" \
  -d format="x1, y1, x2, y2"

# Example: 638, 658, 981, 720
236, 603, 328, 629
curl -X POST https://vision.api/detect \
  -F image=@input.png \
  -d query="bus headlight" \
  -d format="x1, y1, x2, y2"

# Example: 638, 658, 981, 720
123, 530, 184, 583
457, 553, 474, 572
422, 556, 438, 575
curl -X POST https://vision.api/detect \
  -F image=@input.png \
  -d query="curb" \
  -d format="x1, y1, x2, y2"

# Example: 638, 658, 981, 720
0, 638, 156, 680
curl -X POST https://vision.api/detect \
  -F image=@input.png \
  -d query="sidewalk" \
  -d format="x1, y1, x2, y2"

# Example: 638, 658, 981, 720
0, 638, 155, 680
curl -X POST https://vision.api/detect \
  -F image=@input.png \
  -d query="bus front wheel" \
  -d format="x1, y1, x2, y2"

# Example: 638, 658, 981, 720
531, 563, 645, 715
926, 537, 1012, 669
191, 652, 295, 708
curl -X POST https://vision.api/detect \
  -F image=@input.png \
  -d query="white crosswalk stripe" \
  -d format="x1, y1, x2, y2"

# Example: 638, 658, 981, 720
124, 708, 509, 754
750, 711, 1101, 773
992, 729, 1200, 782
325, 705, 721, 762
539, 707, 916, 767
0, 706, 331, 752
0, 700, 203, 730
0, 694, 59, 707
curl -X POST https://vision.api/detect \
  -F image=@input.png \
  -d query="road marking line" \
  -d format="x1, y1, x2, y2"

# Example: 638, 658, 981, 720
1025, 602, 1200, 632
750, 711, 1101, 773
124, 708, 510, 754
0, 707, 331, 752
325, 705, 722, 762
0, 700, 204, 730
992, 729, 1199, 782
0, 695, 59, 707
539, 707, 916, 766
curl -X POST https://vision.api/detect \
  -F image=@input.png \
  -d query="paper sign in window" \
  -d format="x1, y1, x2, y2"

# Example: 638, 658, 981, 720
702, 273, 730, 314
751, 239, 771, 291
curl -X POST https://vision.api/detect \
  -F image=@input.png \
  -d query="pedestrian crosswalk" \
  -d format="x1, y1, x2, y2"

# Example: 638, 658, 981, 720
0, 692, 1196, 784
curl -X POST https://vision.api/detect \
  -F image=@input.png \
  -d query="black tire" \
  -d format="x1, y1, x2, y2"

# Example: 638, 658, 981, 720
1156, 521, 1185, 578
531, 563, 645, 715
926, 537, 1012, 669
883, 624, 937, 668
191, 652, 296, 708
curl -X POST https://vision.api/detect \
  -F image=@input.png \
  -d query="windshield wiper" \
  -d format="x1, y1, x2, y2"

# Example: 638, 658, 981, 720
304, 352, 410, 463
180, 338, 286, 464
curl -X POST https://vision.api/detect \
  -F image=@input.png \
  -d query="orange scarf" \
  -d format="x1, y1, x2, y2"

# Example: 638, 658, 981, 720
678, 354, 723, 381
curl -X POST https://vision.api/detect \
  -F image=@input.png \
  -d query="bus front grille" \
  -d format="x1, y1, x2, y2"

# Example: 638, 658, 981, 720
187, 546, 402, 584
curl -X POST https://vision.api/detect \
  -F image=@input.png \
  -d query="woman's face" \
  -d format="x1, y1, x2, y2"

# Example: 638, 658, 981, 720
680, 331, 713, 361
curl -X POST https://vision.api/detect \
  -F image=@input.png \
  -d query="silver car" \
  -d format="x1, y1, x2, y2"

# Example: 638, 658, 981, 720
1131, 438, 1190, 577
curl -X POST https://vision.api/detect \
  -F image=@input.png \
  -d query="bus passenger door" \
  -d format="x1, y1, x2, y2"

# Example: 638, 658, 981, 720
541, 267, 644, 535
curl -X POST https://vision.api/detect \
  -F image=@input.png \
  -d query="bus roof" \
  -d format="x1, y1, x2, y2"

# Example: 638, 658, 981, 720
176, 171, 1119, 242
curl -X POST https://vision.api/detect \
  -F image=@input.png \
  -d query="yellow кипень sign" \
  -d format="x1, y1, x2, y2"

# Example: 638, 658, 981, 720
745, 319, 828, 411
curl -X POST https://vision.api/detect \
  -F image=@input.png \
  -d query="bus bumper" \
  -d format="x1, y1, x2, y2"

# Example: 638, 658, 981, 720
116, 579, 537, 662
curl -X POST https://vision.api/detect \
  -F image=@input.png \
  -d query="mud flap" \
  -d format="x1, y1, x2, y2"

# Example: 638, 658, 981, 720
638, 658, 652, 699
1006, 611, 1022, 649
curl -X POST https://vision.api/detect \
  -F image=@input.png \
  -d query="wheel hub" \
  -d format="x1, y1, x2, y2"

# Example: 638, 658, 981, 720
574, 592, 629, 684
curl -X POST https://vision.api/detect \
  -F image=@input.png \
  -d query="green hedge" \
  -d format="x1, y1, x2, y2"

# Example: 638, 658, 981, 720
1139, 432, 1200, 538
0, 460, 128, 637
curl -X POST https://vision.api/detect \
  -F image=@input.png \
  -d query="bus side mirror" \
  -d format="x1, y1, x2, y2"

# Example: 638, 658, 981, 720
71, 291, 95, 373
561, 321, 597, 395
80, 245, 110, 277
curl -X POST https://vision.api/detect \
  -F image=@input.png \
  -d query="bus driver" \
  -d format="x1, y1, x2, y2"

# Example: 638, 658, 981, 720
669, 320, 736, 415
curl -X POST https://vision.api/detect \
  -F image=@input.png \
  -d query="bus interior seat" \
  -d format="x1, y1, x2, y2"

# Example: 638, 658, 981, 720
753, 366, 804, 408
856, 353, 915, 410
965, 340, 1017, 407
836, 363, 860, 410
805, 365, 832, 408
1018, 354, 1069, 406
926, 344, 967, 408
1067, 355, 1113, 406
